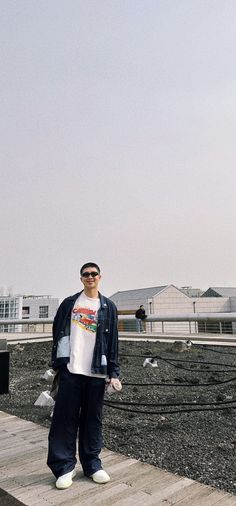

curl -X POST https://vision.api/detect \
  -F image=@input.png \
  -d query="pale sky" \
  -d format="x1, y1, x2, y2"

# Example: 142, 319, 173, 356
1, 0, 236, 300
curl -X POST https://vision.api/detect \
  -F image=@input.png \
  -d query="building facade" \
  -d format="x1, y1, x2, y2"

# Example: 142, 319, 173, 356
110, 285, 235, 334
0, 295, 59, 332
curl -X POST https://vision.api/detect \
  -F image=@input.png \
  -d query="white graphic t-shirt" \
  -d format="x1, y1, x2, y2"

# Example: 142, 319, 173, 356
67, 291, 104, 377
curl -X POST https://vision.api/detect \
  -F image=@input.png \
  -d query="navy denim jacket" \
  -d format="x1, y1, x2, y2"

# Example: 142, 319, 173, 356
51, 290, 120, 378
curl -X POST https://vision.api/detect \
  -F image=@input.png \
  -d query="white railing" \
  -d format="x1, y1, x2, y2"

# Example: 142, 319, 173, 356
1, 313, 236, 336
118, 313, 236, 336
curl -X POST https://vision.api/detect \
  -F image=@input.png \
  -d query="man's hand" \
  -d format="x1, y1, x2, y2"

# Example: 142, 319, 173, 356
108, 377, 122, 391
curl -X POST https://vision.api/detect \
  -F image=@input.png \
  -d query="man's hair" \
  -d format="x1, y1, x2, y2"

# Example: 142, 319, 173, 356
80, 262, 101, 275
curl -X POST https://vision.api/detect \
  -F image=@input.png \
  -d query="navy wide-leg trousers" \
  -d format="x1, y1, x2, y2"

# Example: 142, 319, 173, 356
47, 367, 105, 479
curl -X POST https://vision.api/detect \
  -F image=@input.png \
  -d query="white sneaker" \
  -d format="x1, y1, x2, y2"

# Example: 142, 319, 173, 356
56, 468, 76, 489
91, 469, 110, 484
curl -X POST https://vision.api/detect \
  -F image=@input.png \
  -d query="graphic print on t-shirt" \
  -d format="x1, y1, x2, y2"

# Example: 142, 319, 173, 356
72, 306, 97, 333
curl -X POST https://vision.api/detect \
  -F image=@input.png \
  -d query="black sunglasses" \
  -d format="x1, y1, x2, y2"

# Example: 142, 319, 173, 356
81, 271, 99, 278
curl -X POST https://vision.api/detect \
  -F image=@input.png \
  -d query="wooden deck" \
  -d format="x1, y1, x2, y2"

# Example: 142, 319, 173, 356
0, 411, 236, 506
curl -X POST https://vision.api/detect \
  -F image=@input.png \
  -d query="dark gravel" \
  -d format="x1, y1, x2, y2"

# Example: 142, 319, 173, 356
1, 340, 236, 495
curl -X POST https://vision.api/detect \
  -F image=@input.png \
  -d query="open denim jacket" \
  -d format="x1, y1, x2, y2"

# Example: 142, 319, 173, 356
51, 290, 119, 378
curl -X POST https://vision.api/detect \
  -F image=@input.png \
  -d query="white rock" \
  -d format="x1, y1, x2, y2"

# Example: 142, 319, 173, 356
143, 358, 158, 368
34, 391, 55, 407
41, 369, 56, 382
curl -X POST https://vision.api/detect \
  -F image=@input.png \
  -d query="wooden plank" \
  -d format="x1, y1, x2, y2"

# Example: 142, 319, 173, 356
0, 411, 234, 506
142, 472, 183, 494
172, 484, 226, 506
70, 483, 130, 506
95, 453, 128, 467
100, 449, 117, 459
0, 443, 41, 460
0, 412, 17, 421
158, 482, 205, 504
150, 478, 202, 504
188, 489, 236, 506
18, 429, 48, 440
12, 477, 56, 503
89, 475, 185, 506
0, 430, 13, 440
0, 437, 21, 450
0, 416, 33, 426
125, 466, 168, 489
113, 490, 156, 506
0, 477, 24, 494
0, 448, 46, 467
212, 495, 236, 506
35, 476, 96, 504
0, 460, 46, 482
105, 457, 139, 474
0, 423, 36, 433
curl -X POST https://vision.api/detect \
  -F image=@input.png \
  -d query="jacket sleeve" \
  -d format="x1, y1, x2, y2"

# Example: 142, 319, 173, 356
51, 301, 65, 369
107, 304, 120, 379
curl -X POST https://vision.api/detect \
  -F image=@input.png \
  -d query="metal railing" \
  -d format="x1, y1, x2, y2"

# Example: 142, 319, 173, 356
118, 313, 236, 335
1, 313, 236, 336
0, 318, 53, 334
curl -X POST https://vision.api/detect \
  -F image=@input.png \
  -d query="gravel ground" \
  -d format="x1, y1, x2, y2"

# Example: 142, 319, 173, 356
1, 340, 236, 495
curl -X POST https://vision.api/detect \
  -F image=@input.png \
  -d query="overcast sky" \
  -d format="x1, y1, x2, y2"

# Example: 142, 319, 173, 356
1, 0, 236, 300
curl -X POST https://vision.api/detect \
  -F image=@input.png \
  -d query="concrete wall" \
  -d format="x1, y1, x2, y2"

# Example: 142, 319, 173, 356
22, 297, 59, 319
151, 285, 193, 333
229, 297, 236, 311
193, 297, 230, 313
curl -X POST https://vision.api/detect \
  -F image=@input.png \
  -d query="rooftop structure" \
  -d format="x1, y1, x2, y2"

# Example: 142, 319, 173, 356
202, 287, 236, 298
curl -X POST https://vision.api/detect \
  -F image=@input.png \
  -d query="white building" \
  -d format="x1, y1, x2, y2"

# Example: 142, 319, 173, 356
110, 285, 235, 334
0, 295, 59, 332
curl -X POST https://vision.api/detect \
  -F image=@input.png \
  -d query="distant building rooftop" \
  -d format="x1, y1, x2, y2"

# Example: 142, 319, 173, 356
201, 287, 236, 298
180, 287, 204, 297
23, 295, 53, 299
110, 286, 168, 301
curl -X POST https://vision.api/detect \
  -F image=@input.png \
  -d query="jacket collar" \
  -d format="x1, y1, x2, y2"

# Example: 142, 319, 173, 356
69, 290, 107, 310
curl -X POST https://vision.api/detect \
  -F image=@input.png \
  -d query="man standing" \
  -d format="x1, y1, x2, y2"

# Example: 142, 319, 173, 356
47, 262, 120, 489
135, 305, 146, 333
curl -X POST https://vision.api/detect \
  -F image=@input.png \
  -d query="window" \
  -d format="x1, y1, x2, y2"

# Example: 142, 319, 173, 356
0, 302, 4, 319
0, 299, 18, 319
22, 306, 30, 319
39, 306, 49, 318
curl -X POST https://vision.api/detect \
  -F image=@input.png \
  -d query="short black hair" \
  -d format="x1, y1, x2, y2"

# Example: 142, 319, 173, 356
80, 262, 100, 275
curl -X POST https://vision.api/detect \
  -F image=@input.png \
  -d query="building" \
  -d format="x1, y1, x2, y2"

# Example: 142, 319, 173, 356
110, 285, 236, 334
0, 295, 59, 332
201, 287, 236, 333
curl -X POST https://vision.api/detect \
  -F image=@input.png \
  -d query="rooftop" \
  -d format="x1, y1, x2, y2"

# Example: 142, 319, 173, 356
110, 286, 168, 301
202, 287, 236, 298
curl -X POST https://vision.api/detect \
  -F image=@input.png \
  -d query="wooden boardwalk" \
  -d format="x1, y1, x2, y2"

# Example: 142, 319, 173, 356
0, 411, 236, 506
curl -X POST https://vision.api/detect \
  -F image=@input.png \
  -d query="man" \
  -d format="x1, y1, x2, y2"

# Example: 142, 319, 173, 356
135, 305, 146, 333
47, 262, 121, 489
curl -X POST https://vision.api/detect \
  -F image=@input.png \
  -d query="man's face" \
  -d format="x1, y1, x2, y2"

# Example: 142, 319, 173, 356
80, 267, 101, 290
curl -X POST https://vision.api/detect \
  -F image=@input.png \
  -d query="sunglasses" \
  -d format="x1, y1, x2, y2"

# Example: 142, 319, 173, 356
81, 271, 99, 278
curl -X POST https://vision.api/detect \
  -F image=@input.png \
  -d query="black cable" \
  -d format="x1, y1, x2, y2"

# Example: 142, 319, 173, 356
145, 354, 236, 373
119, 350, 236, 367
123, 375, 236, 387
156, 357, 236, 368
105, 398, 236, 408
152, 357, 236, 373
104, 402, 236, 415
121, 353, 236, 369
196, 344, 236, 356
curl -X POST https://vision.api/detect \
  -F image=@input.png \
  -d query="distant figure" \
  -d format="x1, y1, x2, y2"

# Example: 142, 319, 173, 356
135, 305, 146, 333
